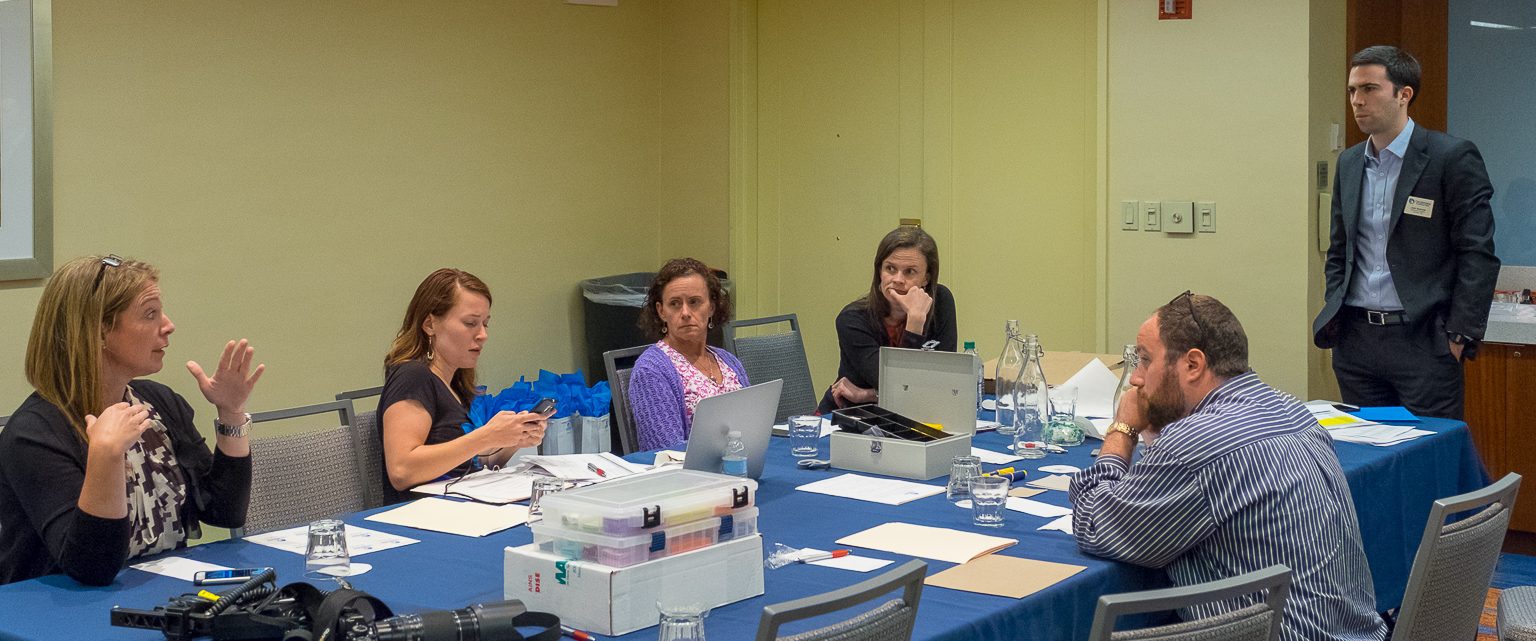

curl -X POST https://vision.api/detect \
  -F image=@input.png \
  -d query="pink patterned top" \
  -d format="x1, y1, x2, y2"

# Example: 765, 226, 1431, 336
657, 340, 744, 422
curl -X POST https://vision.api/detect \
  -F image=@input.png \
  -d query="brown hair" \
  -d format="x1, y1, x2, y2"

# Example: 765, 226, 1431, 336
26, 255, 161, 442
639, 258, 731, 340
385, 268, 493, 404
861, 226, 941, 328
1155, 292, 1250, 379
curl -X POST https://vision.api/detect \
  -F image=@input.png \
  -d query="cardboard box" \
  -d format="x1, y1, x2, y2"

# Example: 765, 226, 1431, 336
505, 534, 764, 636
982, 350, 1123, 394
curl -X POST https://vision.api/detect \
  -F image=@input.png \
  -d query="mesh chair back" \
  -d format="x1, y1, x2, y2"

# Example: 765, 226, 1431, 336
755, 559, 927, 641
603, 345, 650, 454
1392, 472, 1522, 641
241, 400, 366, 535
724, 314, 817, 424
1088, 564, 1291, 641
336, 387, 387, 508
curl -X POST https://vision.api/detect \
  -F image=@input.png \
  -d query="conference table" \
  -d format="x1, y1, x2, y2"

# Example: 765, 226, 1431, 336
0, 414, 1486, 641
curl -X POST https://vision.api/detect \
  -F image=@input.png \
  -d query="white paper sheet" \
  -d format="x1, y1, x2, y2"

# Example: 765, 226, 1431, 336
796, 473, 945, 505
794, 548, 896, 573
413, 469, 538, 504
519, 452, 645, 481
1303, 401, 1379, 430
836, 522, 1017, 564
1085, 418, 1112, 440
1006, 497, 1073, 518
971, 447, 1023, 465
1026, 474, 1074, 491
773, 417, 839, 438
1038, 514, 1074, 535
1038, 465, 1082, 474
365, 497, 530, 537
244, 525, 418, 557
130, 557, 233, 581
976, 419, 1001, 432
1327, 423, 1416, 444
1062, 359, 1121, 419
1369, 429, 1433, 447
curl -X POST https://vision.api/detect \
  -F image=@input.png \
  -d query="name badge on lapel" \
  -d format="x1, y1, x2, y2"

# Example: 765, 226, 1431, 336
1404, 196, 1435, 219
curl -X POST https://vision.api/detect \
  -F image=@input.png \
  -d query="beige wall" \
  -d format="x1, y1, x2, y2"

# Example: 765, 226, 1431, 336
0, 1, 737, 423
730, 0, 1101, 390
1309, 0, 1347, 400
1105, 0, 1328, 396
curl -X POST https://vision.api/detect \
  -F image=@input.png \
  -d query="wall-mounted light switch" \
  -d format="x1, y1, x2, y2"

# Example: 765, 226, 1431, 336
1141, 201, 1161, 232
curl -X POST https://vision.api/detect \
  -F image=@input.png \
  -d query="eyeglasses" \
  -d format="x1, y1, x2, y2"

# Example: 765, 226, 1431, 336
90, 254, 123, 293
1169, 290, 1206, 348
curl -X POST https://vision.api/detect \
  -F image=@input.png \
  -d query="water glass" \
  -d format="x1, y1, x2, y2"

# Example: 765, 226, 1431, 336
657, 602, 709, 641
304, 519, 350, 579
1046, 386, 1085, 447
529, 477, 567, 518
946, 455, 982, 502
971, 476, 1008, 528
787, 415, 821, 458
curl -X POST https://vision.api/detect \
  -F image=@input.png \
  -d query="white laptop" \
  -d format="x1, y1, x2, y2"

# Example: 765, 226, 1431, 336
683, 379, 784, 479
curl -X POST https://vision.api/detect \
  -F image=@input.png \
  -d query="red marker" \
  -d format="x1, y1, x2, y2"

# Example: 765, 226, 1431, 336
562, 624, 596, 641
586, 463, 607, 478
797, 549, 852, 564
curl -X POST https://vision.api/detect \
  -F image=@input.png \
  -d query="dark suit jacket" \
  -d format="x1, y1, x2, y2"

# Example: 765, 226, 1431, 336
1312, 124, 1499, 354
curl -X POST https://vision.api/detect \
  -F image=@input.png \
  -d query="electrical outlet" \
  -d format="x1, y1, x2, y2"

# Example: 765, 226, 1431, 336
1120, 201, 1139, 230
1141, 201, 1161, 232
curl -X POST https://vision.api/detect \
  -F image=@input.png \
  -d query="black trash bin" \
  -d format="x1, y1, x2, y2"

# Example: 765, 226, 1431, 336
580, 271, 730, 384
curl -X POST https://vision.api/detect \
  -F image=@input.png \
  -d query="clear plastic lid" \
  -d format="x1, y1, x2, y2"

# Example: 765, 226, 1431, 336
538, 469, 757, 533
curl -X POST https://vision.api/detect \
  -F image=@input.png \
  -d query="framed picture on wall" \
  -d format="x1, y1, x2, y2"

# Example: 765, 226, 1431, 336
0, 0, 52, 281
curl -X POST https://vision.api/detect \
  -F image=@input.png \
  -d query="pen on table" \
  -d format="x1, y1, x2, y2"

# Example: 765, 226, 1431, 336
562, 624, 597, 640
586, 462, 607, 478
798, 549, 851, 564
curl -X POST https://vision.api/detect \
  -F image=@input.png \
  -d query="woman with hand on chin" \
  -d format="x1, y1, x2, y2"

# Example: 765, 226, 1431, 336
818, 226, 957, 412
0, 255, 263, 586
378, 269, 547, 504
628, 258, 749, 451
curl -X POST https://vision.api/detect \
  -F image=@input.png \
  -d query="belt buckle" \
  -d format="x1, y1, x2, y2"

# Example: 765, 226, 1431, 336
1366, 310, 1387, 326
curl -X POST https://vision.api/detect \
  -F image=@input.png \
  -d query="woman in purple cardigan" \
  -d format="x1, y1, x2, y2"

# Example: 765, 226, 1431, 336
628, 258, 750, 451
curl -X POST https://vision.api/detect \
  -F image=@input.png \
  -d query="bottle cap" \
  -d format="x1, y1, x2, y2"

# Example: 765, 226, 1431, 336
964, 341, 976, 350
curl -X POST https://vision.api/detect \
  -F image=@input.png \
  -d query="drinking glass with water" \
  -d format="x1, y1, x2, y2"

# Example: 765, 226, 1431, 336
787, 415, 821, 458
305, 519, 350, 579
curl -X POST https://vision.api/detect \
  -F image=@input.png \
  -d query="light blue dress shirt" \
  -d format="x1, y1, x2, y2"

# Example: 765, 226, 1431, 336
1345, 119, 1415, 311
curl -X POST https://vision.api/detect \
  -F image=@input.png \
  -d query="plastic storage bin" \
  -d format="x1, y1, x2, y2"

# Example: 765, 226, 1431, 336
718, 506, 759, 542
532, 516, 723, 568
539, 469, 756, 536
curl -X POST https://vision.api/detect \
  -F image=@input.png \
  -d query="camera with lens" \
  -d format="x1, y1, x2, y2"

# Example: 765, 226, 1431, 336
110, 569, 560, 641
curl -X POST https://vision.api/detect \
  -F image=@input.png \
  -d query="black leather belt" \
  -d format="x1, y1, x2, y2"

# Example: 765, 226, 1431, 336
1348, 306, 1409, 326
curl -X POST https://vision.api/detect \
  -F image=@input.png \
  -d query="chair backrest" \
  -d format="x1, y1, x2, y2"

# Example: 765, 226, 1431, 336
239, 400, 367, 536
0, 414, 7, 432
335, 386, 387, 509
724, 314, 817, 424
1088, 564, 1291, 641
1392, 472, 1522, 641
603, 345, 650, 455
755, 559, 927, 641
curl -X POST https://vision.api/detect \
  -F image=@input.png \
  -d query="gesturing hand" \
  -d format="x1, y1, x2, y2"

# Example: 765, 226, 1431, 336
86, 402, 152, 455
187, 339, 266, 420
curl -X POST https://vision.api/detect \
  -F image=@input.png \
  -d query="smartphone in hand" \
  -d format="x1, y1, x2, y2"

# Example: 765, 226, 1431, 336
531, 398, 557, 417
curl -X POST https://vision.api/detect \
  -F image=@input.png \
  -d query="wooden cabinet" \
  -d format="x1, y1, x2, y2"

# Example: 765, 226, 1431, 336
1464, 342, 1536, 532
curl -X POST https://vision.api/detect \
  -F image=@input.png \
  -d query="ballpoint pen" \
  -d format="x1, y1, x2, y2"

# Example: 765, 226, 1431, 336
586, 462, 607, 478
797, 549, 851, 564
562, 624, 596, 640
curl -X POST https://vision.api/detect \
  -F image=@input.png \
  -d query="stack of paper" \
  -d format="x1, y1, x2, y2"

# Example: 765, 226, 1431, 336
365, 497, 530, 537
519, 453, 646, 481
1062, 359, 1121, 420
836, 522, 1016, 564
796, 473, 945, 505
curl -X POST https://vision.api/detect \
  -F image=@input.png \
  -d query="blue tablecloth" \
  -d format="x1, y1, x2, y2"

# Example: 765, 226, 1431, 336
0, 416, 1485, 641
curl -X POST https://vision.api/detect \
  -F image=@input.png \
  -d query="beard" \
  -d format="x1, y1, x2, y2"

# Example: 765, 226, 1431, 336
1141, 367, 1187, 431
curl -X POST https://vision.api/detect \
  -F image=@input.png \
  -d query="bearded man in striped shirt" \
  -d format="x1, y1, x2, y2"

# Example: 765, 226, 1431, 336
1071, 292, 1388, 641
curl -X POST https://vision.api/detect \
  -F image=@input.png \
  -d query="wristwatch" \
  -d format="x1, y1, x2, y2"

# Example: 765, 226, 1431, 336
214, 413, 252, 438
1107, 422, 1140, 439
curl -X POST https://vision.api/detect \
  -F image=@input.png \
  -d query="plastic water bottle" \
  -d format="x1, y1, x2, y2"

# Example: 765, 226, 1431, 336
722, 430, 748, 477
964, 341, 983, 414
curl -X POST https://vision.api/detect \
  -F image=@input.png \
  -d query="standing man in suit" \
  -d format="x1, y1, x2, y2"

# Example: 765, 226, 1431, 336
1313, 46, 1499, 419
